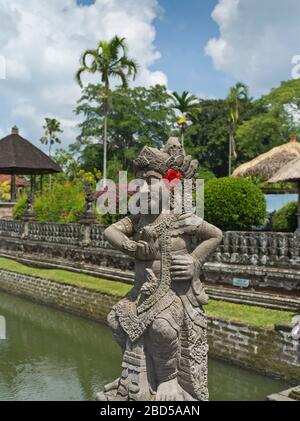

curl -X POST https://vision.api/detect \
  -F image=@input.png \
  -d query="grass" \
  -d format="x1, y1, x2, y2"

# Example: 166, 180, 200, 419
0, 256, 295, 328
0, 257, 131, 298
206, 299, 294, 329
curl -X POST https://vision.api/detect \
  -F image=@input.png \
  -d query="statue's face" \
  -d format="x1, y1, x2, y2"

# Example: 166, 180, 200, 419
138, 173, 169, 215
165, 138, 182, 157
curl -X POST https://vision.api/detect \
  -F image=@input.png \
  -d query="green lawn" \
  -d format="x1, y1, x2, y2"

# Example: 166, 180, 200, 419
0, 257, 131, 297
0, 256, 295, 328
206, 300, 294, 329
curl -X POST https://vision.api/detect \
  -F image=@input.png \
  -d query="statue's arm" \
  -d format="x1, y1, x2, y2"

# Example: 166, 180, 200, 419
104, 217, 138, 258
191, 221, 223, 266
171, 219, 222, 282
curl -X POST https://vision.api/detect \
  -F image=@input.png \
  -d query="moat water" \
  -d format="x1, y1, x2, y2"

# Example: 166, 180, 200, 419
0, 291, 290, 401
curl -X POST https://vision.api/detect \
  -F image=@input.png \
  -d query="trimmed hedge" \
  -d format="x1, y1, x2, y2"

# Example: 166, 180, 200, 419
271, 201, 298, 232
204, 177, 266, 231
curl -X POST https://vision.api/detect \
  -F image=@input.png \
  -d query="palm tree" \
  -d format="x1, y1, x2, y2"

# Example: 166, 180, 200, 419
226, 82, 249, 175
40, 118, 63, 191
170, 91, 200, 151
76, 36, 138, 186
40, 118, 63, 158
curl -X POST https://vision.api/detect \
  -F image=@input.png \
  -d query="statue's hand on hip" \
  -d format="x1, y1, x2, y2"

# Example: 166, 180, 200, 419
135, 240, 156, 261
171, 254, 196, 282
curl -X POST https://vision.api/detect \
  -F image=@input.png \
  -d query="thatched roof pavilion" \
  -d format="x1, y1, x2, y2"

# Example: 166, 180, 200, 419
0, 126, 61, 175
232, 136, 300, 180
268, 156, 300, 184
268, 156, 300, 234
0, 126, 62, 201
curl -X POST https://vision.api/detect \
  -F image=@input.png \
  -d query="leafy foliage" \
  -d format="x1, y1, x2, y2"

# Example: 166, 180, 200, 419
261, 78, 300, 135
204, 177, 266, 231
170, 90, 201, 150
271, 201, 298, 232
234, 78, 300, 165
34, 183, 85, 223
236, 111, 288, 162
170, 91, 200, 116
13, 194, 27, 220
14, 183, 86, 223
0, 180, 10, 201
73, 84, 177, 177
53, 149, 79, 181
196, 167, 216, 182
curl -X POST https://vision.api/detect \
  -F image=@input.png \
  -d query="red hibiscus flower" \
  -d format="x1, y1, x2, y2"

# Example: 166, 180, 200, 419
162, 169, 182, 188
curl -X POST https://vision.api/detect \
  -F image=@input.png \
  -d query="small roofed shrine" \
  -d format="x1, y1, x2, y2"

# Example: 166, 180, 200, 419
0, 126, 62, 202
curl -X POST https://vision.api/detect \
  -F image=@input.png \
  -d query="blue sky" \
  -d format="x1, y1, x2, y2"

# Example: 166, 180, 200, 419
150, 0, 233, 98
1, 0, 299, 147
77, 0, 233, 98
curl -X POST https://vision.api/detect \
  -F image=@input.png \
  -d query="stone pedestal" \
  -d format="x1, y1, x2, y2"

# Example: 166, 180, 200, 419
0, 202, 16, 219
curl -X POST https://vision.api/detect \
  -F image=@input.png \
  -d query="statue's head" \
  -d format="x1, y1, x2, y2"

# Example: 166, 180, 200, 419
163, 137, 182, 158
133, 139, 199, 215
133, 139, 198, 182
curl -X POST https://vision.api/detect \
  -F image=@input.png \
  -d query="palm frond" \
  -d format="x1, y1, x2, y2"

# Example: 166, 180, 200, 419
82, 49, 98, 67
119, 57, 139, 80
75, 67, 85, 87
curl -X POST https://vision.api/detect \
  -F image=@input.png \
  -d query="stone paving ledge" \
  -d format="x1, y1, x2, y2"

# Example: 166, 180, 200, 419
267, 385, 300, 401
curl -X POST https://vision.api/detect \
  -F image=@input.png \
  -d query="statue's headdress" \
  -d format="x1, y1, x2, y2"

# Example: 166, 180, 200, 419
133, 137, 199, 180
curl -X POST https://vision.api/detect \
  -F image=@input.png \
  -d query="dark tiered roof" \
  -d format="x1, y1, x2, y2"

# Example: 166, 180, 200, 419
0, 126, 62, 175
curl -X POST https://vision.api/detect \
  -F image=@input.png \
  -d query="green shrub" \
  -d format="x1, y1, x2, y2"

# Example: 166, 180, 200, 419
13, 183, 85, 223
34, 183, 85, 223
271, 201, 298, 232
13, 194, 28, 220
196, 167, 216, 182
204, 177, 266, 231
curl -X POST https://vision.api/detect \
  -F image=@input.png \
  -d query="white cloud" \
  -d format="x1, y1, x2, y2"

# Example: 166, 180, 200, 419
0, 0, 167, 150
205, 0, 300, 96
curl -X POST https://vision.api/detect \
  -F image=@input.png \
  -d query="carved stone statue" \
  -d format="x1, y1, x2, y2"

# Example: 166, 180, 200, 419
96, 137, 223, 401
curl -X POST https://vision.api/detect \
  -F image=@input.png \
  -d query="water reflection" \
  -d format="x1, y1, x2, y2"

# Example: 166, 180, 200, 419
0, 291, 289, 401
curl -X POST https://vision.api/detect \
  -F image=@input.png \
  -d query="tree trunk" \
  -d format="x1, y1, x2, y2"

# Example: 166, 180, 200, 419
228, 132, 232, 176
181, 127, 185, 155
48, 141, 52, 192
103, 113, 108, 188
296, 181, 300, 235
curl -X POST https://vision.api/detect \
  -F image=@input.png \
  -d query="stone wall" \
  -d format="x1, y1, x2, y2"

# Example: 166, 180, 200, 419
0, 269, 119, 323
207, 318, 300, 384
0, 268, 299, 384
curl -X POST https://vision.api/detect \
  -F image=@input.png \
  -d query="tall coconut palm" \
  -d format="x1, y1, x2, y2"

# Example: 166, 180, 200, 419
40, 117, 63, 191
76, 36, 138, 186
40, 118, 63, 158
226, 82, 249, 175
170, 91, 200, 151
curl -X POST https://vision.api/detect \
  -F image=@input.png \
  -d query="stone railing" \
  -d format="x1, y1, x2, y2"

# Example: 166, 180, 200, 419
28, 222, 82, 245
212, 231, 300, 268
0, 219, 109, 248
0, 220, 300, 267
90, 224, 109, 248
0, 220, 24, 238
0, 220, 300, 293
